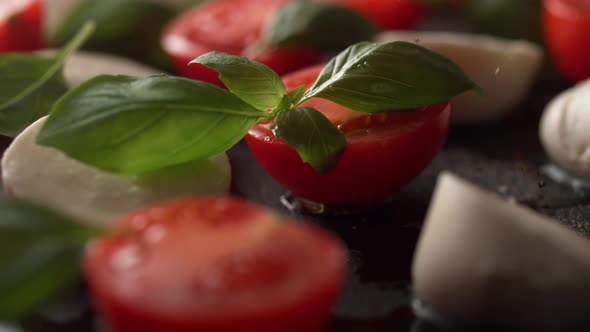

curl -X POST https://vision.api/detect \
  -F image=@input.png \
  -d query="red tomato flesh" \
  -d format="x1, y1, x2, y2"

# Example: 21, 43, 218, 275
84, 196, 347, 332
0, 0, 43, 52
161, 0, 322, 85
245, 65, 451, 207
544, 0, 590, 82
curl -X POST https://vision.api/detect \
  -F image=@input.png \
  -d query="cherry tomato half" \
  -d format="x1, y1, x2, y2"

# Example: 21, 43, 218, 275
0, 0, 43, 52
245, 65, 451, 208
338, 0, 425, 30
544, 0, 590, 82
85, 196, 347, 332
161, 0, 323, 85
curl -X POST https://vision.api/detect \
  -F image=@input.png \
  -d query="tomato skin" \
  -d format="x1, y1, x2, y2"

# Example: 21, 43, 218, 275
245, 65, 451, 207
84, 196, 347, 332
0, 0, 43, 52
544, 0, 590, 82
335, 0, 425, 30
161, 0, 323, 85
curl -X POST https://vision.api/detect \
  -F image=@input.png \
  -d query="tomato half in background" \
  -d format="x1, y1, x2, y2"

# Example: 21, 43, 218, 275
245, 65, 451, 208
544, 0, 590, 82
0, 0, 43, 52
333, 0, 426, 30
84, 196, 347, 332
161, 0, 323, 85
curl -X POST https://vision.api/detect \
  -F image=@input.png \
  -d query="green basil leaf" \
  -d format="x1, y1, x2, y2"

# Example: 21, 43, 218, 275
0, 198, 102, 321
191, 52, 286, 111
0, 22, 94, 137
275, 84, 307, 113
263, 1, 377, 51
271, 107, 346, 172
36, 75, 267, 175
52, 0, 175, 68
303, 41, 478, 112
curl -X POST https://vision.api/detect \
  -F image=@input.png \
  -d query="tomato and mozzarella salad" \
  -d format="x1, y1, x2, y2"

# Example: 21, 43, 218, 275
246, 64, 451, 207
161, 0, 424, 85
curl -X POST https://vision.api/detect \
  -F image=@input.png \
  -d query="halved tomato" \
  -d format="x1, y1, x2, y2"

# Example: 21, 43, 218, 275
84, 196, 347, 332
543, 0, 590, 82
161, 0, 322, 85
335, 0, 426, 30
0, 0, 43, 52
245, 65, 451, 208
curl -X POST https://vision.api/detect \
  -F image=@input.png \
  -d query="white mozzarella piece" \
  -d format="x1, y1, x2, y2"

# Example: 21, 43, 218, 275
377, 31, 543, 125
413, 172, 590, 330
37, 49, 163, 87
540, 79, 590, 178
2, 117, 231, 226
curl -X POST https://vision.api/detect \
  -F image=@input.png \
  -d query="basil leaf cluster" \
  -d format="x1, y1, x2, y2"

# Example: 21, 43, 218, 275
37, 41, 477, 174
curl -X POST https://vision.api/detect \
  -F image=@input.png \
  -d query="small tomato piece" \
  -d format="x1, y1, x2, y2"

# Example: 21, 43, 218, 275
84, 196, 347, 332
245, 65, 451, 208
161, 0, 322, 85
0, 0, 43, 52
543, 0, 590, 82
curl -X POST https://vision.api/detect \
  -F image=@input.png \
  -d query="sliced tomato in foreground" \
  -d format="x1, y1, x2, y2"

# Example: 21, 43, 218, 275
84, 196, 347, 332
161, 0, 322, 85
0, 0, 43, 52
246, 65, 451, 208
543, 0, 590, 82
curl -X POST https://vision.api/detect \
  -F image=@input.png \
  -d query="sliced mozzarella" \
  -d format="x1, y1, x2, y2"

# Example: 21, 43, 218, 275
413, 172, 590, 330
377, 31, 543, 125
540, 79, 590, 178
37, 49, 163, 88
2, 117, 232, 226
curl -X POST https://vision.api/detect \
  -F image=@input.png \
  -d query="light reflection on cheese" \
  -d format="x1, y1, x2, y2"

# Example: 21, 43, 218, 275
377, 31, 543, 125
413, 172, 590, 330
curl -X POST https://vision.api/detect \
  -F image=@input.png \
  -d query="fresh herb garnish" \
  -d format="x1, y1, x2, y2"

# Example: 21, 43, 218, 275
0, 198, 103, 321
262, 1, 378, 51
0, 21, 94, 137
37, 41, 477, 174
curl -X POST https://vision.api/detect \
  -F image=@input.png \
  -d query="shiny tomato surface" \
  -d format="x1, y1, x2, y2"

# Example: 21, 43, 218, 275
84, 196, 347, 332
0, 0, 43, 52
161, 0, 322, 85
544, 0, 590, 82
245, 65, 451, 207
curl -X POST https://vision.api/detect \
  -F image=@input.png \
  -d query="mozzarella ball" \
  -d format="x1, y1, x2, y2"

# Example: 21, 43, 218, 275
540, 79, 590, 178
377, 31, 543, 125
2, 116, 231, 226
413, 172, 590, 330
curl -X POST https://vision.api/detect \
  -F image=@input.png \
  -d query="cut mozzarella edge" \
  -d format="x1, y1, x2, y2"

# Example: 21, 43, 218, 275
1, 117, 232, 226
413, 172, 590, 330
377, 31, 543, 124
540, 79, 590, 178
36, 49, 164, 88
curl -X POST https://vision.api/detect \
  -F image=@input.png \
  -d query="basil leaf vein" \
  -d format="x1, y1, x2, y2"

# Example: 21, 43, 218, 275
271, 107, 346, 172
191, 51, 286, 111
36, 75, 267, 175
